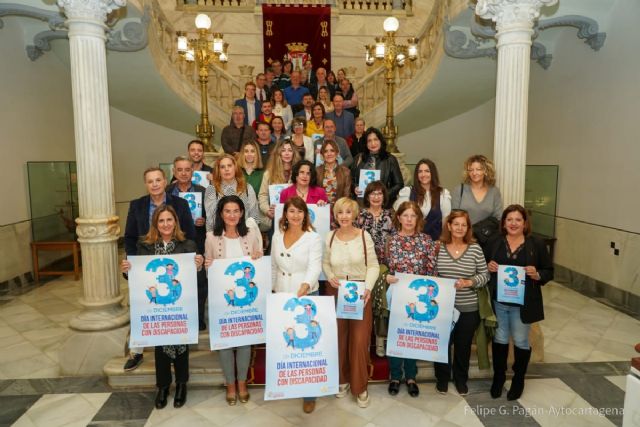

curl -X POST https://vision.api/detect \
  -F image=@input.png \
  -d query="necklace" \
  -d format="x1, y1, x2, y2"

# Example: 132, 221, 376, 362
296, 187, 308, 199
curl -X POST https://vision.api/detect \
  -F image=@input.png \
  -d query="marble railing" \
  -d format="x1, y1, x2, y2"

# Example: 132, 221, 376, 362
149, 0, 244, 126
355, 0, 467, 126
147, 0, 465, 133
175, 0, 413, 15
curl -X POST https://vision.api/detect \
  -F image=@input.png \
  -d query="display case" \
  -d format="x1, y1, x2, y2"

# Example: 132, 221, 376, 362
524, 165, 559, 238
27, 161, 79, 242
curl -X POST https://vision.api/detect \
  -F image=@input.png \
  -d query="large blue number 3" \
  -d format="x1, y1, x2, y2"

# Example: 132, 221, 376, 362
343, 282, 359, 303
406, 278, 439, 322
223, 261, 258, 307
282, 297, 321, 350
503, 267, 520, 287
145, 258, 182, 306
365, 170, 376, 185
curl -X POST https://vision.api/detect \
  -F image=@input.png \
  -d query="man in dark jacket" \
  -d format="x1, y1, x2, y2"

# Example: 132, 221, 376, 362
122, 166, 196, 371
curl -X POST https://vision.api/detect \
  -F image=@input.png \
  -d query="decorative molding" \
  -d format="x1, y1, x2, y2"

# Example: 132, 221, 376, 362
445, 9, 606, 70
57, 0, 126, 23
537, 15, 606, 51
0, 4, 149, 60
475, 0, 558, 27
27, 30, 68, 61
444, 24, 551, 68
0, 3, 66, 30
106, 7, 150, 52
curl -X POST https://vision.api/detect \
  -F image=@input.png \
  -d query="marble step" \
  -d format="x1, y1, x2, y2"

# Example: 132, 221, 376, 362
104, 350, 225, 389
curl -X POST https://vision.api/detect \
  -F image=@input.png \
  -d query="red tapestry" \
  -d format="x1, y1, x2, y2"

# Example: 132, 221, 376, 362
262, 4, 331, 73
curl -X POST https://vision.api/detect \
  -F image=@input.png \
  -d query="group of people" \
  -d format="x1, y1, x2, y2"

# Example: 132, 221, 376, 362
120, 61, 553, 414
120, 130, 553, 415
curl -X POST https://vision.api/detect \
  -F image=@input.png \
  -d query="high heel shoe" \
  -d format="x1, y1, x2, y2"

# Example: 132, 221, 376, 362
238, 392, 250, 403
226, 393, 238, 406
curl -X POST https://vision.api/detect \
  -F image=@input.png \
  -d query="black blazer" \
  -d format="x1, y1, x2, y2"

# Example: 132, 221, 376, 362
124, 194, 196, 256
166, 183, 207, 254
484, 235, 554, 324
351, 152, 404, 208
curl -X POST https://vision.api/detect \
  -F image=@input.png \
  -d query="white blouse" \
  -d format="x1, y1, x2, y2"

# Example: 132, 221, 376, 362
271, 231, 323, 294
394, 186, 452, 220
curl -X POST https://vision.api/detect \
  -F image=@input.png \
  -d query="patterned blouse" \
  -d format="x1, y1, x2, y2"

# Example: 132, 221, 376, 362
356, 208, 394, 265
386, 233, 438, 276
204, 179, 259, 232
321, 164, 338, 204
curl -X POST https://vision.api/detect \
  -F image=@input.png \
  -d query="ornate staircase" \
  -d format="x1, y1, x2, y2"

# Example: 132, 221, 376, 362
141, 0, 468, 137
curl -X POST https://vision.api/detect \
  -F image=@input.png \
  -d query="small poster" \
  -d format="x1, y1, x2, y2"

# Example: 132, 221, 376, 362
179, 192, 202, 222
265, 293, 339, 400
497, 265, 526, 305
208, 256, 272, 349
336, 280, 365, 320
192, 170, 210, 188
128, 253, 199, 347
386, 273, 456, 363
269, 184, 289, 205
274, 203, 331, 241
358, 169, 381, 196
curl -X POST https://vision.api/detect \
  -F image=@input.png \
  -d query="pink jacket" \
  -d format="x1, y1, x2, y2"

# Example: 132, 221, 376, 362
279, 185, 328, 205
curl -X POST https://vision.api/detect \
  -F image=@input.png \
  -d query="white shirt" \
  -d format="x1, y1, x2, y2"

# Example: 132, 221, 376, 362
223, 236, 245, 258
394, 186, 452, 220
246, 99, 257, 125
272, 231, 323, 294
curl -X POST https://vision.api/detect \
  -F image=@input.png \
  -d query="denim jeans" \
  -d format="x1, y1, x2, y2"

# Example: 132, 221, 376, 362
493, 301, 530, 349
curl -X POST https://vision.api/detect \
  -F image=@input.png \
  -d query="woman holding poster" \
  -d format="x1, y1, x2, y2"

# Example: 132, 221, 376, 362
121, 205, 204, 410
357, 181, 395, 356
204, 154, 259, 233
484, 204, 553, 401
351, 128, 403, 207
316, 140, 351, 209
385, 201, 439, 398
279, 160, 328, 206
204, 195, 263, 406
323, 197, 379, 408
433, 210, 489, 396
258, 140, 302, 231
271, 196, 323, 413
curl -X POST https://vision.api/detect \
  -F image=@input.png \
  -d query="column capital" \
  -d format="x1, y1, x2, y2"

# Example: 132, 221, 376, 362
58, 0, 126, 23
476, 0, 558, 28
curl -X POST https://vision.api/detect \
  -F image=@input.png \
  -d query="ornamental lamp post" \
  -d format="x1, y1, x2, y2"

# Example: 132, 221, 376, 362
176, 14, 229, 153
364, 16, 418, 153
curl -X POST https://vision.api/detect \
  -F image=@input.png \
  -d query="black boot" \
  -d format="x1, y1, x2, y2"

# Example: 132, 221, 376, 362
507, 346, 531, 401
174, 383, 187, 408
491, 342, 509, 398
155, 386, 169, 409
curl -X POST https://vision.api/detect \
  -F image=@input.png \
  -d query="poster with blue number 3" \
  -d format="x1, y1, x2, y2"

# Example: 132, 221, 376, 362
497, 265, 526, 305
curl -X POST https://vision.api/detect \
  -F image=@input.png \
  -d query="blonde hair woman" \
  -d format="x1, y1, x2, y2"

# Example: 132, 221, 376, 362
323, 197, 379, 408
451, 154, 503, 226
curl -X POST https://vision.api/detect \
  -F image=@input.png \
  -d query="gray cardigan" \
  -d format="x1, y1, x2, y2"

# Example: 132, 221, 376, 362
451, 183, 503, 225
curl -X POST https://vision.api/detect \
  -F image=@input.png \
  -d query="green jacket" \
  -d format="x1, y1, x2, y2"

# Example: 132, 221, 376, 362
474, 285, 497, 370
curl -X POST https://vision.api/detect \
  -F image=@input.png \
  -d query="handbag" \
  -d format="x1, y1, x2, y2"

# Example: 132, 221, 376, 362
458, 185, 499, 247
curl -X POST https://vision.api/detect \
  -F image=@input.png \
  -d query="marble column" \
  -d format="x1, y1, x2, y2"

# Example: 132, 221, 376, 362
58, 0, 129, 331
476, 0, 557, 205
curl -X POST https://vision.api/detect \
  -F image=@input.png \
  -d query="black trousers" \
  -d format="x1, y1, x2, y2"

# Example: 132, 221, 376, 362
434, 310, 480, 386
197, 269, 208, 323
155, 346, 189, 388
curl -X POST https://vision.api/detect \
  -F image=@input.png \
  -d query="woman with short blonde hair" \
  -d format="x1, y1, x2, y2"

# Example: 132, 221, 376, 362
323, 196, 379, 408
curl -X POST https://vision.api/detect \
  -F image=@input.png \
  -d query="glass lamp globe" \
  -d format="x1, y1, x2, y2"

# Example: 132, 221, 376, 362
195, 14, 212, 30
383, 16, 399, 33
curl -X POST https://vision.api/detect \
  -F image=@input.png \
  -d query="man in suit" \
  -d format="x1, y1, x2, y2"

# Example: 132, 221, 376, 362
166, 156, 208, 331
295, 93, 315, 122
255, 73, 271, 103
234, 82, 261, 126
122, 167, 196, 371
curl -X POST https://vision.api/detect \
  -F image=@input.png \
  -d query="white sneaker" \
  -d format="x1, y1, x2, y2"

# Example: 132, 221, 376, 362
336, 383, 350, 398
357, 390, 370, 408
375, 337, 385, 357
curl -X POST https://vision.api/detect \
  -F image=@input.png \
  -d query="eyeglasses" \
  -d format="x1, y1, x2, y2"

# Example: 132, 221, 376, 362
369, 191, 384, 197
